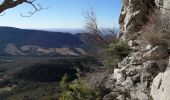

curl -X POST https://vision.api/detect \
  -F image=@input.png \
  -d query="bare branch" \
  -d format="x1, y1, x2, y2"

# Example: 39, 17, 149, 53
0, 0, 48, 17
20, 3, 49, 17
83, 8, 109, 44
102, 28, 116, 36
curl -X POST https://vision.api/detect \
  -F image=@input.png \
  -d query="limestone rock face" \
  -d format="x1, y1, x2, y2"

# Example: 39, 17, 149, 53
151, 69, 170, 100
155, 0, 170, 14
118, 0, 156, 41
118, 0, 170, 41
102, 41, 169, 99
101, 0, 170, 99
130, 91, 149, 100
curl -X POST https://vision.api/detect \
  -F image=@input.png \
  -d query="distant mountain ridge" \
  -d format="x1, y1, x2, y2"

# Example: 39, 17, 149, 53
0, 27, 83, 47
0, 27, 86, 56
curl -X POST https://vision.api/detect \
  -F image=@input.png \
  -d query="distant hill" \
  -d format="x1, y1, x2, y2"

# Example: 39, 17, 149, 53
0, 27, 86, 56
0, 27, 83, 47
42, 28, 82, 34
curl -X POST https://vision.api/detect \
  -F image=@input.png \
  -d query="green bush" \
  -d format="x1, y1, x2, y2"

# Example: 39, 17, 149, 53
59, 74, 101, 100
107, 42, 130, 60
104, 42, 131, 69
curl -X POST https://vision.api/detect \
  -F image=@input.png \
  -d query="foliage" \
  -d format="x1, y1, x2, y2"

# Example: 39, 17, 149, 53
107, 42, 130, 59
60, 74, 69, 90
59, 74, 101, 100
0, 57, 102, 99
104, 41, 130, 69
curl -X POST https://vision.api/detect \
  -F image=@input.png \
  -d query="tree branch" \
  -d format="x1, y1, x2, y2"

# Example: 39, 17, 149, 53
0, 0, 26, 13
83, 8, 109, 44
0, 0, 47, 17
20, 3, 49, 17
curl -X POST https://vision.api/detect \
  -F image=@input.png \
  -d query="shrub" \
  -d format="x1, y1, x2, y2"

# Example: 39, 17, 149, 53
107, 42, 130, 60
59, 74, 101, 100
60, 74, 69, 90
103, 42, 130, 70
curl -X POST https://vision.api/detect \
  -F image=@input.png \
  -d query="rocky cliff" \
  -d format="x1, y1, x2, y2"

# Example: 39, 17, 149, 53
118, 0, 170, 41
102, 0, 170, 100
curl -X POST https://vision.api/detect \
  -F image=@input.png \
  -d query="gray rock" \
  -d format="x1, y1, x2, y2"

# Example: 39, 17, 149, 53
103, 92, 119, 100
151, 69, 170, 100
145, 44, 153, 51
116, 95, 126, 100
118, 52, 143, 68
130, 91, 149, 100
113, 69, 126, 83
136, 82, 148, 91
143, 45, 168, 59
118, 0, 170, 42
118, 0, 156, 41
128, 40, 138, 47
143, 61, 159, 75
125, 67, 139, 76
122, 77, 133, 89
103, 0, 170, 99
140, 72, 152, 83
132, 73, 141, 83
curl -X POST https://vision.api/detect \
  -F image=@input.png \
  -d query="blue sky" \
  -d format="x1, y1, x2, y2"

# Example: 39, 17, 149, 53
0, 0, 122, 29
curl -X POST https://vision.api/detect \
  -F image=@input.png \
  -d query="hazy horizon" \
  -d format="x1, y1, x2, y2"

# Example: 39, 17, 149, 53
0, 26, 119, 34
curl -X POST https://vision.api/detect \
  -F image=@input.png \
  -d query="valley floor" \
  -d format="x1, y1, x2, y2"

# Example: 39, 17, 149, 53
0, 56, 102, 100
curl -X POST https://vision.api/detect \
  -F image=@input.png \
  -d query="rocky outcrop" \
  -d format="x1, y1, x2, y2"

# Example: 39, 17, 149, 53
102, 41, 169, 100
102, 42, 169, 99
102, 0, 170, 99
118, 0, 156, 41
151, 68, 170, 100
155, 0, 170, 14
118, 0, 170, 41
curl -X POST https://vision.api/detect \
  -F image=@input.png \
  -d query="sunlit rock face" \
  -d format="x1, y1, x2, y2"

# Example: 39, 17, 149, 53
118, 0, 156, 41
151, 68, 170, 100
118, 0, 170, 41
150, 58, 170, 100
102, 0, 170, 100
155, 0, 170, 13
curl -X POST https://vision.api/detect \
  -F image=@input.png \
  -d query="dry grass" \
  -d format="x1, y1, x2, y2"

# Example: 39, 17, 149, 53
85, 71, 108, 90
157, 59, 168, 72
141, 31, 167, 45
141, 8, 170, 46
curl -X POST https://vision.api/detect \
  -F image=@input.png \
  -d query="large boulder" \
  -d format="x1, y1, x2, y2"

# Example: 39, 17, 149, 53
130, 91, 149, 100
151, 69, 170, 100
